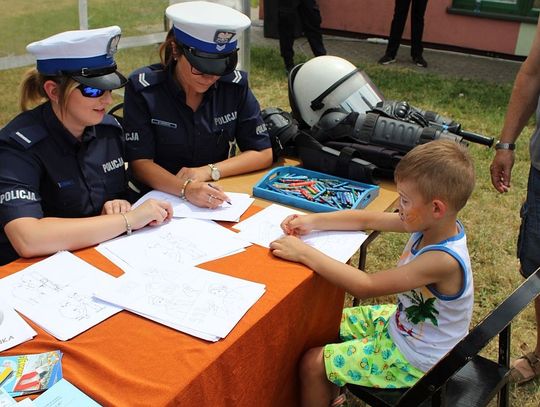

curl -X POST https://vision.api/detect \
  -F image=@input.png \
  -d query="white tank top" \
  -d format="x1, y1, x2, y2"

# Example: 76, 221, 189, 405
387, 221, 474, 372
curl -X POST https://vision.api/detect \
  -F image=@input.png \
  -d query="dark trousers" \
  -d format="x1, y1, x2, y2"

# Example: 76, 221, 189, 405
278, 0, 326, 68
385, 0, 428, 59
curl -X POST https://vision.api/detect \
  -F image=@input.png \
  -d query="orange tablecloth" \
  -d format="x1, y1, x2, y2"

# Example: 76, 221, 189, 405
0, 206, 345, 406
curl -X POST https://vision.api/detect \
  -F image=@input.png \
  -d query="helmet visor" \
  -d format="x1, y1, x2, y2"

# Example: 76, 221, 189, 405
339, 77, 383, 114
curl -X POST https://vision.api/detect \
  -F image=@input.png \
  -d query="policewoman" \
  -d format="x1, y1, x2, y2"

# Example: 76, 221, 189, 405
0, 27, 172, 266
123, 1, 273, 208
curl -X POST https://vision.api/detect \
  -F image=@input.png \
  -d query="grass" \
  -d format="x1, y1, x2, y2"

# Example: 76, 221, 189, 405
0, 4, 538, 405
0, 0, 168, 57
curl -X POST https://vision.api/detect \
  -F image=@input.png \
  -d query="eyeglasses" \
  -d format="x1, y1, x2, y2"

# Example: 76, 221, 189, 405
77, 84, 107, 98
190, 66, 217, 77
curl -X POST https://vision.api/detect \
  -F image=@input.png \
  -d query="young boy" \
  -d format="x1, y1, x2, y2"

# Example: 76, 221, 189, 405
270, 140, 476, 407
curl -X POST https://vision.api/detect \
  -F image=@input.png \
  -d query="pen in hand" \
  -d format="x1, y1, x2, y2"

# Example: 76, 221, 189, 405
208, 183, 232, 205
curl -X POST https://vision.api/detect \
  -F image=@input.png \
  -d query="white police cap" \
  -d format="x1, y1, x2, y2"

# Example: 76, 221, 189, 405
166, 1, 251, 76
26, 26, 127, 90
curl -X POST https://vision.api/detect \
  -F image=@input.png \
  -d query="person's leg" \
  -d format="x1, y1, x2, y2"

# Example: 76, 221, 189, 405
299, 346, 339, 407
512, 166, 540, 383
298, 0, 327, 57
410, 0, 428, 59
278, 0, 300, 71
384, 0, 412, 58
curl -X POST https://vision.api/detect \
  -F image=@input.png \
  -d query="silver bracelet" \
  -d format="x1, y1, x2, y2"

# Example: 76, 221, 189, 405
180, 178, 194, 200
120, 213, 132, 235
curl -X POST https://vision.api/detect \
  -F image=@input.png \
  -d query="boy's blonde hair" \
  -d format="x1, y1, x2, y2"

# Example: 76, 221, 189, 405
394, 140, 475, 212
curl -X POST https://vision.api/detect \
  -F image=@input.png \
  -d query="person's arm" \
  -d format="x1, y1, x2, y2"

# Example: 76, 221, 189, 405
269, 237, 459, 299
490, 22, 540, 192
175, 148, 273, 182
131, 159, 231, 208
4, 199, 172, 259
212, 148, 273, 178
281, 209, 406, 236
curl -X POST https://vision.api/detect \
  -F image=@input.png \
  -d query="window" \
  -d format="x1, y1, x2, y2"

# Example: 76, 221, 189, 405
449, 0, 539, 22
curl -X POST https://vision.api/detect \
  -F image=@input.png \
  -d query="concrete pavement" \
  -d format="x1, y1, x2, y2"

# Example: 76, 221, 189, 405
249, 16, 522, 84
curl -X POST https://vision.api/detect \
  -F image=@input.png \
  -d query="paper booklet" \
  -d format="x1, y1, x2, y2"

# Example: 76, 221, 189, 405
94, 265, 266, 341
233, 204, 369, 263
32, 378, 101, 407
0, 298, 37, 352
0, 252, 122, 341
97, 217, 251, 273
0, 351, 63, 397
133, 189, 254, 222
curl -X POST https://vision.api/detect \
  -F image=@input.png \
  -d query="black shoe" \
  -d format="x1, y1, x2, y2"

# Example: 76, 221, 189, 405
413, 56, 428, 68
378, 54, 396, 65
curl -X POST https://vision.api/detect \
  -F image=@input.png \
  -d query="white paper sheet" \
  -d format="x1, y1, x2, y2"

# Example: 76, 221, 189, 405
0, 252, 122, 341
233, 204, 369, 263
94, 266, 265, 341
132, 189, 254, 222
96, 218, 251, 272
0, 298, 37, 352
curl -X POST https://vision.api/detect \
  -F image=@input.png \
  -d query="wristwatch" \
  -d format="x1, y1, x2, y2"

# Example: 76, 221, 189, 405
495, 141, 516, 150
208, 163, 221, 181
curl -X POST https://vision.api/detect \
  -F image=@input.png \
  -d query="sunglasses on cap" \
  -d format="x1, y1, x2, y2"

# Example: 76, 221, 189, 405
77, 84, 107, 98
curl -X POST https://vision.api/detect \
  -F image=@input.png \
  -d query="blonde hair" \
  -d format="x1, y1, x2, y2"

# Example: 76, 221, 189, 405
394, 140, 475, 212
19, 68, 77, 113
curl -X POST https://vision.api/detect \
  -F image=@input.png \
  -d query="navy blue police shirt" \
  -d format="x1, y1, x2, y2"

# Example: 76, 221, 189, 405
123, 63, 271, 191
0, 102, 128, 265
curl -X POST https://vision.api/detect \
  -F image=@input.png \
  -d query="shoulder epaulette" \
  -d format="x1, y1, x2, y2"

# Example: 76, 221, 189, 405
219, 69, 248, 86
128, 64, 167, 92
3, 125, 49, 150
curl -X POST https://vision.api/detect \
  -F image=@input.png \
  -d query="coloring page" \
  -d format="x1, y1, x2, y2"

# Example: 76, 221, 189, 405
0, 252, 121, 341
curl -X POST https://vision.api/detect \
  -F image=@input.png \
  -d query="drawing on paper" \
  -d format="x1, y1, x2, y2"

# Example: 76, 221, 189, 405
11, 272, 65, 305
189, 284, 248, 324
145, 231, 207, 264
59, 292, 107, 320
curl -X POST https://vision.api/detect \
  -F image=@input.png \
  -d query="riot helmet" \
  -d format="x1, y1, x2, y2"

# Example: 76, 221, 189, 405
289, 55, 384, 128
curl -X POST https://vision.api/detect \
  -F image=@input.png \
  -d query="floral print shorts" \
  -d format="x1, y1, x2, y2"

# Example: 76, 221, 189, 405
323, 304, 424, 388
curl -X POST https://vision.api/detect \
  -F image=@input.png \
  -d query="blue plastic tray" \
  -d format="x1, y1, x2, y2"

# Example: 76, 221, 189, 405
253, 166, 379, 213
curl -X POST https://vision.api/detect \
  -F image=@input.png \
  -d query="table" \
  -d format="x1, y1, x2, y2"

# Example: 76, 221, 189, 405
0, 159, 398, 407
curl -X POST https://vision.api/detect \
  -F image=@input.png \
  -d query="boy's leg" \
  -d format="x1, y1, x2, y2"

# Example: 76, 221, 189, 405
324, 305, 424, 388
299, 346, 340, 407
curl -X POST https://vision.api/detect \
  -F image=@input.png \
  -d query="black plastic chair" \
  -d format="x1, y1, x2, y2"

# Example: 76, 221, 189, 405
347, 267, 540, 407
108, 102, 124, 127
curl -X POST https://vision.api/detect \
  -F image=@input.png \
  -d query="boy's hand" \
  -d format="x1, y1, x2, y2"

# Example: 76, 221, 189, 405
270, 235, 309, 263
281, 214, 314, 236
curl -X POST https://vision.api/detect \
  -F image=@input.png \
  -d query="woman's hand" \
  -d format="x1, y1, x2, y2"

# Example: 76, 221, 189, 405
183, 181, 231, 209
177, 166, 211, 182
102, 199, 131, 215
127, 199, 173, 229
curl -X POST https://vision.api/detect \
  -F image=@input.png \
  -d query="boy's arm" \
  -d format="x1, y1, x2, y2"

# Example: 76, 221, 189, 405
291, 209, 406, 233
270, 238, 461, 299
